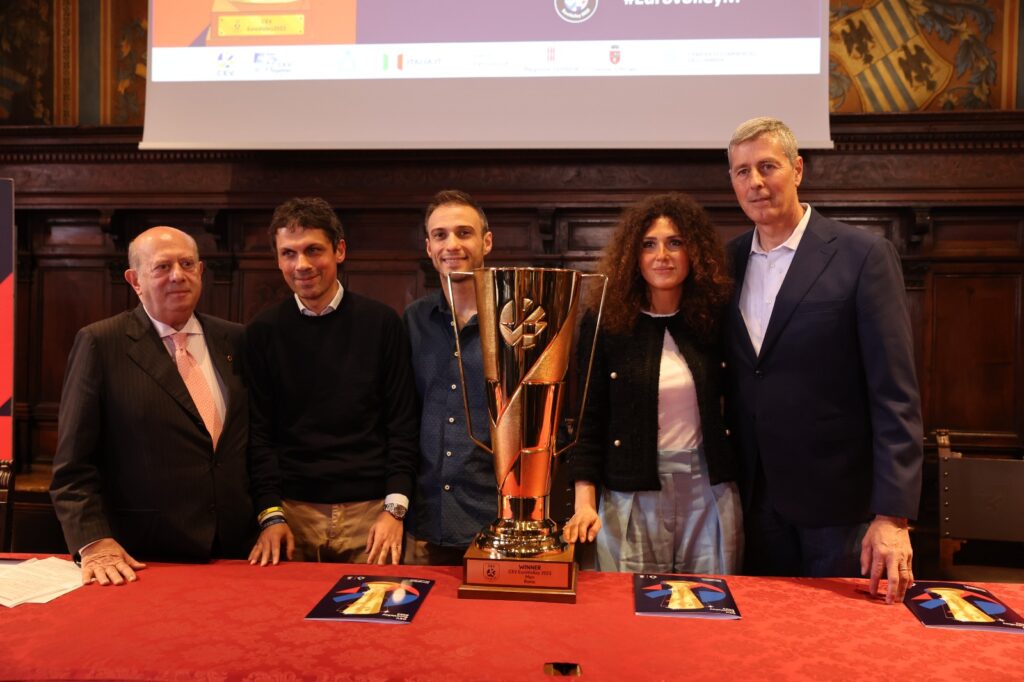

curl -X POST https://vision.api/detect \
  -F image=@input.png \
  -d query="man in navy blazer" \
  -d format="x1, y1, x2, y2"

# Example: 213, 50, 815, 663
724, 117, 922, 603
50, 227, 254, 586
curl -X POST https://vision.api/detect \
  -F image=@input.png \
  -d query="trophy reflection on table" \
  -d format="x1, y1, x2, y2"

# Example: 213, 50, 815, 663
449, 267, 605, 603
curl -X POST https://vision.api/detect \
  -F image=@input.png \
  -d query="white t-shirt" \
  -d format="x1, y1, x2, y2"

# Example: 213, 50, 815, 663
643, 312, 702, 451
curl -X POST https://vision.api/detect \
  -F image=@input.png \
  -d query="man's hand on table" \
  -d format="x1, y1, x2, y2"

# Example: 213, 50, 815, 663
366, 512, 403, 565
861, 515, 914, 604
80, 537, 146, 586
249, 522, 295, 566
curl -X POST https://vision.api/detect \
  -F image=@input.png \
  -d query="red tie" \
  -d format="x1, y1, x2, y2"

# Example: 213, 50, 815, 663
171, 332, 223, 449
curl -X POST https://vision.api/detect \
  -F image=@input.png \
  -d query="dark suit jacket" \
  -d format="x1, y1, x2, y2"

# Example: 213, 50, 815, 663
50, 305, 255, 561
725, 208, 923, 527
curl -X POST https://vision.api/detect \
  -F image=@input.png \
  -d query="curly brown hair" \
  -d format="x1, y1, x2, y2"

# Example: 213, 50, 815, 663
590, 193, 732, 342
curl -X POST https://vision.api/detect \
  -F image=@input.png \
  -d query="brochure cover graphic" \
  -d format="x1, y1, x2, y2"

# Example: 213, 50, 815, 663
633, 573, 740, 619
306, 575, 434, 624
905, 581, 1024, 633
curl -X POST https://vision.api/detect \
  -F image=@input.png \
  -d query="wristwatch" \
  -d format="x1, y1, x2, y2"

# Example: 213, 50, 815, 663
383, 502, 407, 520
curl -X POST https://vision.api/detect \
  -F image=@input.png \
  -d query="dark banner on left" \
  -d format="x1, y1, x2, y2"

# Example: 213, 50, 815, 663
1, 178, 12, 462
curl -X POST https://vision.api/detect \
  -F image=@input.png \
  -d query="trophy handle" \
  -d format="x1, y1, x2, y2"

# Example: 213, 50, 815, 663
446, 272, 493, 454
555, 272, 608, 457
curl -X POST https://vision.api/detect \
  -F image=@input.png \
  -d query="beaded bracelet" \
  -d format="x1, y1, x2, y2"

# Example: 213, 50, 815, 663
260, 516, 288, 531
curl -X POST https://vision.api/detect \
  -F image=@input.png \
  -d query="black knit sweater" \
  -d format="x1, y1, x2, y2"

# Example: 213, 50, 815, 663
569, 311, 737, 490
246, 291, 419, 511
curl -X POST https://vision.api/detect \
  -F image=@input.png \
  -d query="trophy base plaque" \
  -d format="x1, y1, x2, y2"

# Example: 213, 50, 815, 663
460, 541, 577, 604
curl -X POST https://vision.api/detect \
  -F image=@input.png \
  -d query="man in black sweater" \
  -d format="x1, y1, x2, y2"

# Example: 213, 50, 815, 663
246, 197, 419, 566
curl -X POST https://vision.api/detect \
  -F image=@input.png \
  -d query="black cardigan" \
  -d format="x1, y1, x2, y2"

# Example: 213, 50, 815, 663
569, 311, 737, 490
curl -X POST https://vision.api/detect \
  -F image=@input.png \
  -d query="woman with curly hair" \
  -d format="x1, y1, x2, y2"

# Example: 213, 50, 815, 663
564, 193, 742, 574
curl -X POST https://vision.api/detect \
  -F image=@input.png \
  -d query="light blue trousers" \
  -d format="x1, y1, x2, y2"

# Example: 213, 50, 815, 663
595, 446, 743, 574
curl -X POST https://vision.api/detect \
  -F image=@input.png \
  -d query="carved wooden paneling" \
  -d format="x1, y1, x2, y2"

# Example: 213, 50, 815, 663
10, 497, 65, 554
345, 261, 421, 314
820, 210, 906, 246
924, 267, 1023, 448
706, 208, 759, 247
236, 264, 291, 324
235, 210, 276, 254
39, 268, 109, 401
340, 209, 424, 254
483, 210, 543, 255
559, 210, 620, 259
926, 213, 1024, 257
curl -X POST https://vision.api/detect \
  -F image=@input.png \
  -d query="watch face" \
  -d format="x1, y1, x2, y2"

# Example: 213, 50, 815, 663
385, 503, 407, 519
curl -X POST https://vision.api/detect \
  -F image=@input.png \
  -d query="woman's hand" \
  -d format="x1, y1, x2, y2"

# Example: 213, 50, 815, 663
562, 481, 602, 543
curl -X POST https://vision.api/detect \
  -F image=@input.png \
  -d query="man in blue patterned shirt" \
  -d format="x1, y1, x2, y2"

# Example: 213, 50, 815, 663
403, 190, 495, 565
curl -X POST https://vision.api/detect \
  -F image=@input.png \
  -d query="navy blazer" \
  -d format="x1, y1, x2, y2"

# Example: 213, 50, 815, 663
50, 305, 256, 561
724, 208, 923, 527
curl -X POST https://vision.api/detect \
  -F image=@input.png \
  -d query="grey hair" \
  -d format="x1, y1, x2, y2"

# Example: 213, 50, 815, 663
728, 117, 799, 166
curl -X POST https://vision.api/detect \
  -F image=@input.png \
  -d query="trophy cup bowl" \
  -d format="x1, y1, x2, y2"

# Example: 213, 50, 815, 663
449, 267, 606, 602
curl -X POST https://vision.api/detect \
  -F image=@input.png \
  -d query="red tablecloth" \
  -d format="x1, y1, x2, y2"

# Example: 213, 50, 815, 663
3, 559, 1023, 681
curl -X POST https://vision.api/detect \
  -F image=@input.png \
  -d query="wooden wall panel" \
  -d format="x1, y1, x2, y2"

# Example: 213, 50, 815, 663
345, 263, 421, 315
925, 269, 1023, 448
482, 211, 543, 256
561, 211, 620, 260
236, 266, 292, 323
928, 215, 1024, 256
341, 210, 424, 253
38, 268, 108, 402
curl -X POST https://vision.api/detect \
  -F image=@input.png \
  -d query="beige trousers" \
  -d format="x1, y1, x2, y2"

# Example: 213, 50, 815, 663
282, 498, 382, 563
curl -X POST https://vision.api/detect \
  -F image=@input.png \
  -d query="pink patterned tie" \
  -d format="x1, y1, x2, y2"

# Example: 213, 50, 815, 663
171, 332, 223, 449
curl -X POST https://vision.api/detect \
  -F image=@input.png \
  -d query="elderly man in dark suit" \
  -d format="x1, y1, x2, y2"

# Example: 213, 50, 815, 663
50, 226, 254, 586
724, 117, 923, 603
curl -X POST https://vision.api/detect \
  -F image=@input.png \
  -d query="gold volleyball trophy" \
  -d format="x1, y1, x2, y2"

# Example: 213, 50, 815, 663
449, 268, 606, 603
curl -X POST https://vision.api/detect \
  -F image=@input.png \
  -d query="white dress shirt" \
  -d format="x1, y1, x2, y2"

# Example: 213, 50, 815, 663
739, 204, 812, 356
295, 279, 344, 316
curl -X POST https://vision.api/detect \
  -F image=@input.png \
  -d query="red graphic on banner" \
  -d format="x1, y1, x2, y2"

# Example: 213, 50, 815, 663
1, 274, 12, 461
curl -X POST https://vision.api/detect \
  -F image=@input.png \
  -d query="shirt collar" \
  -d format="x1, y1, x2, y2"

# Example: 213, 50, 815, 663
432, 289, 478, 327
295, 280, 344, 316
144, 308, 203, 339
750, 203, 812, 255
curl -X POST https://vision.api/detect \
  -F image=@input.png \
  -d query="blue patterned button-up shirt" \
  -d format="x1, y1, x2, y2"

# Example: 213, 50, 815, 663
404, 291, 495, 547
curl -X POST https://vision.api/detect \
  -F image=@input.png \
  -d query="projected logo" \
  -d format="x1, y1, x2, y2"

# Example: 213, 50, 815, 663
216, 52, 235, 77
555, 0, 598, 24
253, 52, 293, 75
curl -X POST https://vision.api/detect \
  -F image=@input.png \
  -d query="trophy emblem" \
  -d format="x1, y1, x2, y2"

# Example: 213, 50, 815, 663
449, 267, 606, 602
499, 298, 547, 349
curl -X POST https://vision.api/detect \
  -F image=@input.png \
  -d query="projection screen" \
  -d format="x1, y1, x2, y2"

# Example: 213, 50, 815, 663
142, 0, 832, 150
